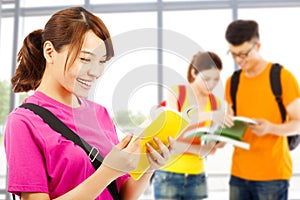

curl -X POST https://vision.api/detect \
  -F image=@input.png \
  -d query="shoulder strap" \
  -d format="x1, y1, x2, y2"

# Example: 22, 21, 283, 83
270, 63, 286, 122
230, 69, 242, 116
177, 85, 186, 112
269, 64, 300, 151
19, 103, 120, 200
209, 93, 217, 111
158, 85, 186, 111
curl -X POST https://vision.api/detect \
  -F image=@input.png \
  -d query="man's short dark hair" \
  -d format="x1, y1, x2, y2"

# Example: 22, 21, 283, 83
225, 20, 259, 45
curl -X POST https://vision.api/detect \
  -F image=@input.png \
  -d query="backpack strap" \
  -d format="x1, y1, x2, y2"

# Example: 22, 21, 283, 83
177, 85, 186, 112
19, 103, 120, 200
159, 85, 186, 112
230, 69, 242, 116
269, 63, 300, 151
209, 93, 217, 111
270, 63, 286, 122
230, 65, 286, 120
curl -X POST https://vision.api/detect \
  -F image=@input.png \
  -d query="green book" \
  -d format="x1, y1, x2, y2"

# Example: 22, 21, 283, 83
183, 116, 256, 150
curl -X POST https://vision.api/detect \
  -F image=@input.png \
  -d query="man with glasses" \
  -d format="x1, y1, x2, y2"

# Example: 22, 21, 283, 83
224, 19, 300, 200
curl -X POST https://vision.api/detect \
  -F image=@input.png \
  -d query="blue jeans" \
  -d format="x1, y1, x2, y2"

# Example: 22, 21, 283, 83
153, 170, 207, 200
229, 175, 289, 200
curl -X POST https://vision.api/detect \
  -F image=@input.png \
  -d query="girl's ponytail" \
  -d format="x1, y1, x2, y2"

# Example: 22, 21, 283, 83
11, 29, 46, 92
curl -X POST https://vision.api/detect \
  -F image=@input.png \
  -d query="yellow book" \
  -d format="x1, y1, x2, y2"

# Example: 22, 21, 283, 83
129, 107, 189, 180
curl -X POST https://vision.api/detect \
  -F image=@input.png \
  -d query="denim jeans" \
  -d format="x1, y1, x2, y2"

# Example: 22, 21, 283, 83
153, 170, 207, 200
229, 175, 289, 200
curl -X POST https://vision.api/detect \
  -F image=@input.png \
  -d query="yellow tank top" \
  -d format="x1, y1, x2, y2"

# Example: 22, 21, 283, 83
162, 85, 217, 174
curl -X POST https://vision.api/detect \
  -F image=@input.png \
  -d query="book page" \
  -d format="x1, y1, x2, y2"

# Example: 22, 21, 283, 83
233, 116, 257, 124
201, 134, 250, 150
180, 123, 218, 139
181, 126, 210, 139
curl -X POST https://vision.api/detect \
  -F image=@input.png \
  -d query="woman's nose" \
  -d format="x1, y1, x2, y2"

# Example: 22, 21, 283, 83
87, 63, 104, 78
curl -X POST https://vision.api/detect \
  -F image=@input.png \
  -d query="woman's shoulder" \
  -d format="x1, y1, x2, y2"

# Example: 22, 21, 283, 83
80, 98, 113, 123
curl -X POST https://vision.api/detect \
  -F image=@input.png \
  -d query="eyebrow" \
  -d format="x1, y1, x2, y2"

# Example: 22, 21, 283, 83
230, 49, 247, 54
80, 50, 107, 58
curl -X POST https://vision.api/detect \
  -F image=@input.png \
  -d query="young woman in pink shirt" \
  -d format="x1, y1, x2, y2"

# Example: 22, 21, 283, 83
4, 6, 173, 200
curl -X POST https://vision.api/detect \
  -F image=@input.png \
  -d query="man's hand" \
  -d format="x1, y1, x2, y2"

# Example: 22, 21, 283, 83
248, 118, 271, 136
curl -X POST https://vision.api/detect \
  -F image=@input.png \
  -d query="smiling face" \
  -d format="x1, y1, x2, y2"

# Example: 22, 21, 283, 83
42, 30, 107, 102
228, 41, 259, 71
69, 31, 107, 98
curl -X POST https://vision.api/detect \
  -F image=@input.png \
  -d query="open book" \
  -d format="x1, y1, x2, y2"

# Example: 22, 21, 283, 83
182, 116, 256, 150
129, 107, 189, 180
129, 107, 255, 180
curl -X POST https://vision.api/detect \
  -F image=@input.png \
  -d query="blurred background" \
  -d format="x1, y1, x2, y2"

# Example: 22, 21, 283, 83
1, 0, 300, 199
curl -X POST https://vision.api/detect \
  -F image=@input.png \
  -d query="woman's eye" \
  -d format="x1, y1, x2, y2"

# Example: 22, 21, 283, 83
203, 77, 210, 82
99, 60, 106, 64
80, 57, 91, 62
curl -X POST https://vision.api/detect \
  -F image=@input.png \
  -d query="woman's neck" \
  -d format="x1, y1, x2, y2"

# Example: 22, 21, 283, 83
37, 82, 80, 108
37, 66, 82, 107
189, 83, 209, 109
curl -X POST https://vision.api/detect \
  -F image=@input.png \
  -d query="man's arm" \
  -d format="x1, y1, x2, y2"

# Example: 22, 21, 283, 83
250, 98, 300, 136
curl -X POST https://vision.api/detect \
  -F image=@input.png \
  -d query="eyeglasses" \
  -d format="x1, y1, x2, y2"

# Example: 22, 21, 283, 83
227, 43, 256, 59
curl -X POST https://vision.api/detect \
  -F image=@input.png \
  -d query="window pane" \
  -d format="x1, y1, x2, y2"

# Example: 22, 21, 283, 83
0, 17, 13, 195
0, 18, 14, 81
92, 13, 157, 137
163, 0, 229, 1
239, 7, 300, 77
98, 12, 157, 36
21, 0, 84, 7
91, 0, 155, 4
21, 16, 51, 35
163, 9, 233, 87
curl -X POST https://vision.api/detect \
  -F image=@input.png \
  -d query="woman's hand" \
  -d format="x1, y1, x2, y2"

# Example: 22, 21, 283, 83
102, 135, 141, 178
219, 113, 235, 128
146, 136, 174, 171
211, 110, 226, 126
168, 140, 190, 155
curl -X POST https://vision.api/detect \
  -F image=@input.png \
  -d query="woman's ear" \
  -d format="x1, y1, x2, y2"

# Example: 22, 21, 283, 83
43, 41, 54, 64
256, 41, 261, 51
191, 67, 198, 79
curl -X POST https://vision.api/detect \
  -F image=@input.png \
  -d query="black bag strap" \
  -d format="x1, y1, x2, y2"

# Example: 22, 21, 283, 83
270, 63, 286, 122
19, 103, 120, 200
230, 64, 286, 120
269, 64, 300, 150
230, 69, 242, 116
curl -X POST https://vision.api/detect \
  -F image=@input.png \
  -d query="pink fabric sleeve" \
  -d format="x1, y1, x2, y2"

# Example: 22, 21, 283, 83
5, 113, 49, 195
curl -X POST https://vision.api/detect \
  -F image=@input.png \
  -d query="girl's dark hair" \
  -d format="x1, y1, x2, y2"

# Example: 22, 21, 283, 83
187, 51, 222, 83
225, 19, 259, 45
12, 6, 114, 92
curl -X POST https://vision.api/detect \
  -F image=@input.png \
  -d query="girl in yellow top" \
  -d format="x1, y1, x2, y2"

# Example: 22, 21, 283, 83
153, 51, 225, 200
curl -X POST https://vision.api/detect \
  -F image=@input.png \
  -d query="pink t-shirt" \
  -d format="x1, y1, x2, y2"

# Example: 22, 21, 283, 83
4, 91, 129, 199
